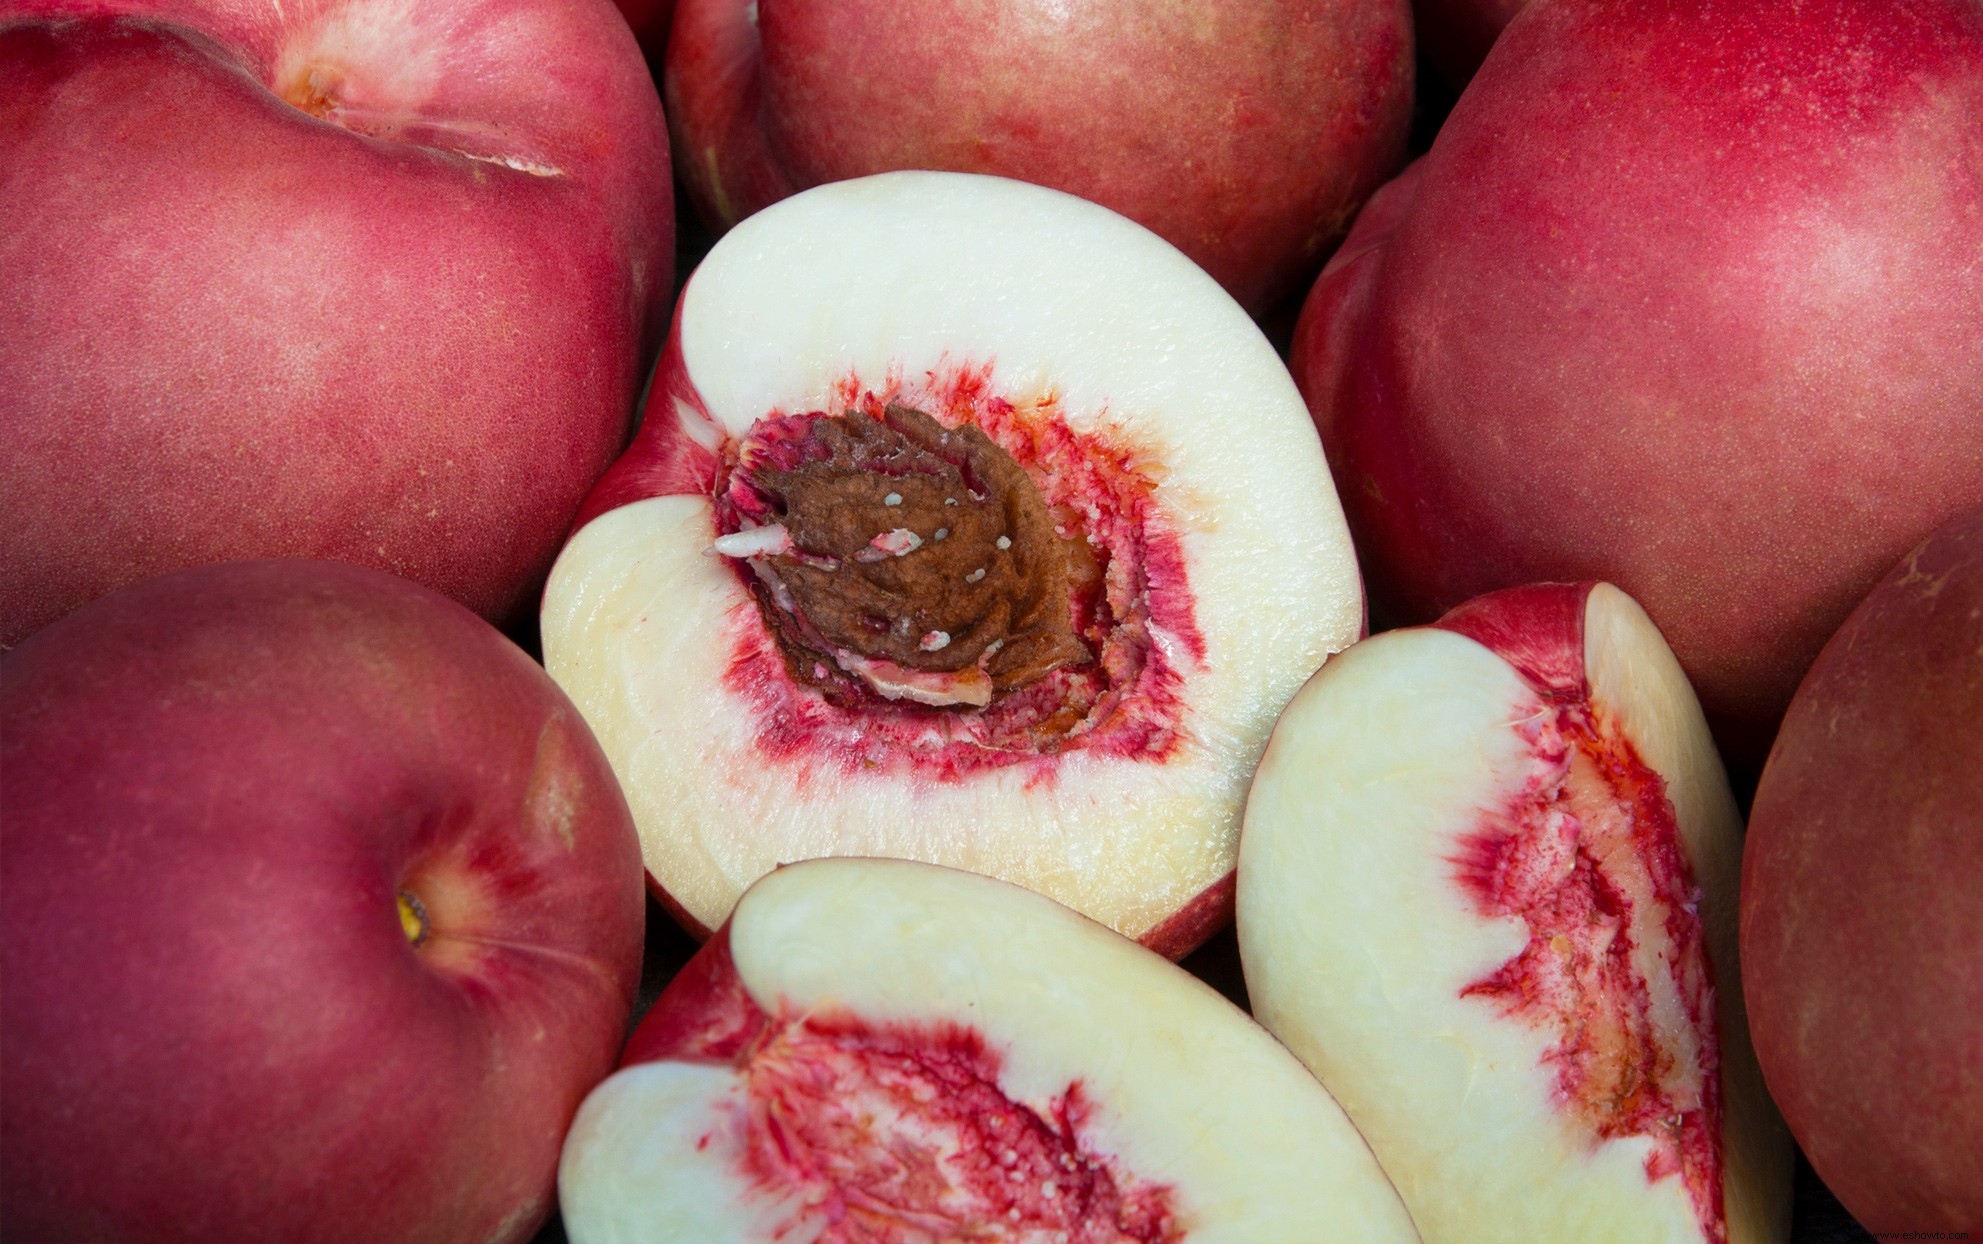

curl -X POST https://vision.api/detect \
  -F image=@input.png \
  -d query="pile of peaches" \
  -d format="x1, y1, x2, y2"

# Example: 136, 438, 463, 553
3, 0, 1978, 1240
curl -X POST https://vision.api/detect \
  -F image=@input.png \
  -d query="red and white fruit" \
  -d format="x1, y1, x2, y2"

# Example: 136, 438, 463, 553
1743, 507, 1983, 1232
1237, 582, 1792, 1243
662, 0, 1414, 315
0, 560, 646, 1244
542, 170, 1364, 956
1293, 0, 1983, 765
0, 0, 674, 648
558, 856, 1419, 1243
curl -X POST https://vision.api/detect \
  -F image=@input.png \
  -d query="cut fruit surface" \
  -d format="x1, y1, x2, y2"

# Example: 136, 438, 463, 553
543, 171, 1363, 953
558, 857, 1420, 1243
1237, 582, 1791, 1244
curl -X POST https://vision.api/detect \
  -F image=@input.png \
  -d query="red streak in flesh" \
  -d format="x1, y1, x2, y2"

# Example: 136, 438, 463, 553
1448, 697, 1725, 1242
714, 359, 1204, 784
724, 1010, 1183, 1244
623, 930, 1182, 1240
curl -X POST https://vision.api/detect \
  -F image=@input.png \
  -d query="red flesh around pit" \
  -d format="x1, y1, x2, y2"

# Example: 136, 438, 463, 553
566, 282, 1243, 957
1436, 583, 1725, 1242
716, 369, 1199, 778
623, 924, 1184, 1243
570, 305, 1207, 784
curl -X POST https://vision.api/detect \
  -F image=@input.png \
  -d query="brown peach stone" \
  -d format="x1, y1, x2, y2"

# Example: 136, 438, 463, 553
720, 403, 1092, 709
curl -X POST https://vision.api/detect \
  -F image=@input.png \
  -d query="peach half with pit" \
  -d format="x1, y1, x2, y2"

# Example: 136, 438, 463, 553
556, 856, 1419, 1242
1237, 582, 1793, 1243
541, 170, 1364, 956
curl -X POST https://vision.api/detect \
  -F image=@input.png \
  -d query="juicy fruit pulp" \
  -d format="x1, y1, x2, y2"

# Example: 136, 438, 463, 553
557, 858, 1420, 1243
698, 1008, 1182, 1243
1238, 582, 1790, 1243
1434, 588, 1725, 1236
1447, 695, 1722, 1238
709, 370, 1199, 776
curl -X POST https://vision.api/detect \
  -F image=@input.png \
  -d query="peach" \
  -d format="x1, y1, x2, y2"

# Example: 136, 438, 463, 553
1239, 582, 1792, 1242
558, 858, 1419, 1242
0, 560, 645, 1243
662, 0, 1414, 315
542, 171, 1365, 956
1743, 506, 1983, 1232
1292, 0, 1983, 766
0, 0, 673, 647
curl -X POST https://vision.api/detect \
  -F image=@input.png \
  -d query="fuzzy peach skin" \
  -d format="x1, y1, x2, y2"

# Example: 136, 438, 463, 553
0, 0, 673, 648
1292, 0, 1983, 767
0, 560, 646, 1244
1743, 506, 1983, 1233
663, 0, 1413, 315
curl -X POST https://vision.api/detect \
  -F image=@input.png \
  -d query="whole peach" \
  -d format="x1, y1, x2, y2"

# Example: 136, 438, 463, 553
664, 0, 1413, 315
1743, 506, 1983, 1232
0, 0, 673, 647
1, 560, 646, 1244
1293, 0, 1983, 765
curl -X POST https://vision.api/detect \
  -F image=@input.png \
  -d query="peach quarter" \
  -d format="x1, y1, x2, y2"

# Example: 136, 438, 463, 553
1237, 582, 1792, 1243
557, 858, 1418, 1242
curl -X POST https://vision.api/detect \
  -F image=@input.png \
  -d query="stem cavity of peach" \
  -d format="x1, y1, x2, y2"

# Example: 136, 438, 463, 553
278, 64, 344, 120
1450, 701, 1725, 1242
396, 888, 431, 948
715, 1011, 1184, 1244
